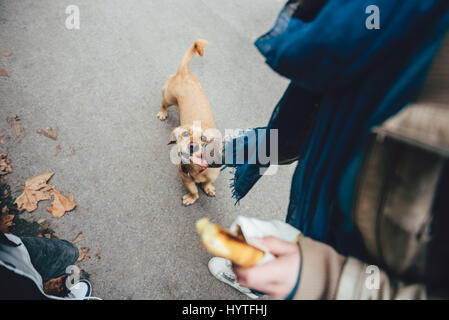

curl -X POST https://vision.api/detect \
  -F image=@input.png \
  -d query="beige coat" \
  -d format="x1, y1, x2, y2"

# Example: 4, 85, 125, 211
293, 33, 449, 300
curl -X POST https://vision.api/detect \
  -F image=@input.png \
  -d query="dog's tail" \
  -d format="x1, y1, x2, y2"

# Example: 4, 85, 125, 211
177, 39, 209, 76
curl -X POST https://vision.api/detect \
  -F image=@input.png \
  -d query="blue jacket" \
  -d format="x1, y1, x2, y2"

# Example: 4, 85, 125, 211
225, 0, 449, 253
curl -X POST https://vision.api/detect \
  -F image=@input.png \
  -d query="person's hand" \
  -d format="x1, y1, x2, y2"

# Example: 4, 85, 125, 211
232, 236, 300, 299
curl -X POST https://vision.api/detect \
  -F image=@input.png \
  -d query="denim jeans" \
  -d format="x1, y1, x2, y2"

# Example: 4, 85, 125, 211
21, 237, 79, 282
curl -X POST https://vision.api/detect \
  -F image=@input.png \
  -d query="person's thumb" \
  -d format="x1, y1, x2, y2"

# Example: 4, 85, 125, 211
250, 236, 297, 257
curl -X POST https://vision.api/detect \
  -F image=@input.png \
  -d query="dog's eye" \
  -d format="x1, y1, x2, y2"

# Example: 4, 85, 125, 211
182, 131, 189, 137
201, 135, 207, 142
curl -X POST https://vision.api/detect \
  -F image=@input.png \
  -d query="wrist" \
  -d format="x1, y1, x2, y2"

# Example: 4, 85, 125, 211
292, 237, 346, 300
284, 243, 302, 300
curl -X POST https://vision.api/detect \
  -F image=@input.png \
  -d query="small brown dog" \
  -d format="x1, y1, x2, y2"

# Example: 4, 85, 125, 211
158, 39, 220, 206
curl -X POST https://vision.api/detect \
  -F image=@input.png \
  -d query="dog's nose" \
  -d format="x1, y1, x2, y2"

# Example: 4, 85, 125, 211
189, 143, 200, 154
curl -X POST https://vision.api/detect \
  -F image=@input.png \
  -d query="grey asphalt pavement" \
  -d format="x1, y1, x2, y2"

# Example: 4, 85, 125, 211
0, 0, 295, 299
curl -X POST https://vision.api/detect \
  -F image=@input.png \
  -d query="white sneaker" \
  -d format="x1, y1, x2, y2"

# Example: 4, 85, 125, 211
66, 280, 92, 300
208, 257, 262, 299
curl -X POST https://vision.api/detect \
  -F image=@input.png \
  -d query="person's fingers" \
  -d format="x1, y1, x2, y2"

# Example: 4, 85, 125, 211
250, 236, 298, 257
233, 257, 293, 287
233, 265, 278, 293
233, 265, 270, 287
235, 261, 299, 299
232, 245, 301, 297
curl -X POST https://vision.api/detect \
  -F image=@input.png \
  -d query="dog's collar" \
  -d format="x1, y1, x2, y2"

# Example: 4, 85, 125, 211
181, 165, 207, 175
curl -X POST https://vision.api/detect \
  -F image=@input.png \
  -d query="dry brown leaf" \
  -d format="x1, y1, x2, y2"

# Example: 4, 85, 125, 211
0, 208, 14, 233
25, 172, 54, 190
43, 275, 68, 296
55, 145, 62, 156
14, 172, 54, 212
14, 187, 53, 212
0, 51, 12, 57
46, 190, 76, 218
70, 232, 85, 244
0, 69, 9, 77
37, 128, 57, 140
7, 116, 24, 138
72, 236, 85, 244
77, 247, 90, 262
0, 153, 12, 176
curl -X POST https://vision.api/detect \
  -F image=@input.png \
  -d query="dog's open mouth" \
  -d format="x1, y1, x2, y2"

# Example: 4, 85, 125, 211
184, 139, 224, 169
190, 150, 208, 168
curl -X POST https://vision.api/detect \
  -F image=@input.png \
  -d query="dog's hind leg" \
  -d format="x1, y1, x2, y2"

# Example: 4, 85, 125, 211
157, 79, 176, 121
157, 99, 169, 121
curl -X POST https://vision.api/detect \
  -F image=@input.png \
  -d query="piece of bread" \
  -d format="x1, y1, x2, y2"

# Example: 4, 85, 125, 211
196, 218, 264, 268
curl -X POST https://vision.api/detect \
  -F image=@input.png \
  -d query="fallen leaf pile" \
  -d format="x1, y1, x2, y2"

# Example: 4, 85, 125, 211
0, 110, 93, 283
1, 177, 91, 294
37, 128, 57, 140
14, 172, 77, 218
0, 153, 12, 175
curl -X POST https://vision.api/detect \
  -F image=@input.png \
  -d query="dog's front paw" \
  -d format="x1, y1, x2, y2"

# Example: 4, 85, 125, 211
182, 193, 199, 206
203, 184, 216, 197
157, 110, 168, 121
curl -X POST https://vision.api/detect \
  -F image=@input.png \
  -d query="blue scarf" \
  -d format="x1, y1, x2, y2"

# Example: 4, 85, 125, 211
224, 0, 449, 245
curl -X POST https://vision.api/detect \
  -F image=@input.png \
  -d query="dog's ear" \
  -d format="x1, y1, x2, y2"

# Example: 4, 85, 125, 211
167, 133, 177, 145
168, 127, 180, 145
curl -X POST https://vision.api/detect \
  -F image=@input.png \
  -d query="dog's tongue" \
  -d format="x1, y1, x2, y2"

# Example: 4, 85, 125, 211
190, 154, 208, 168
